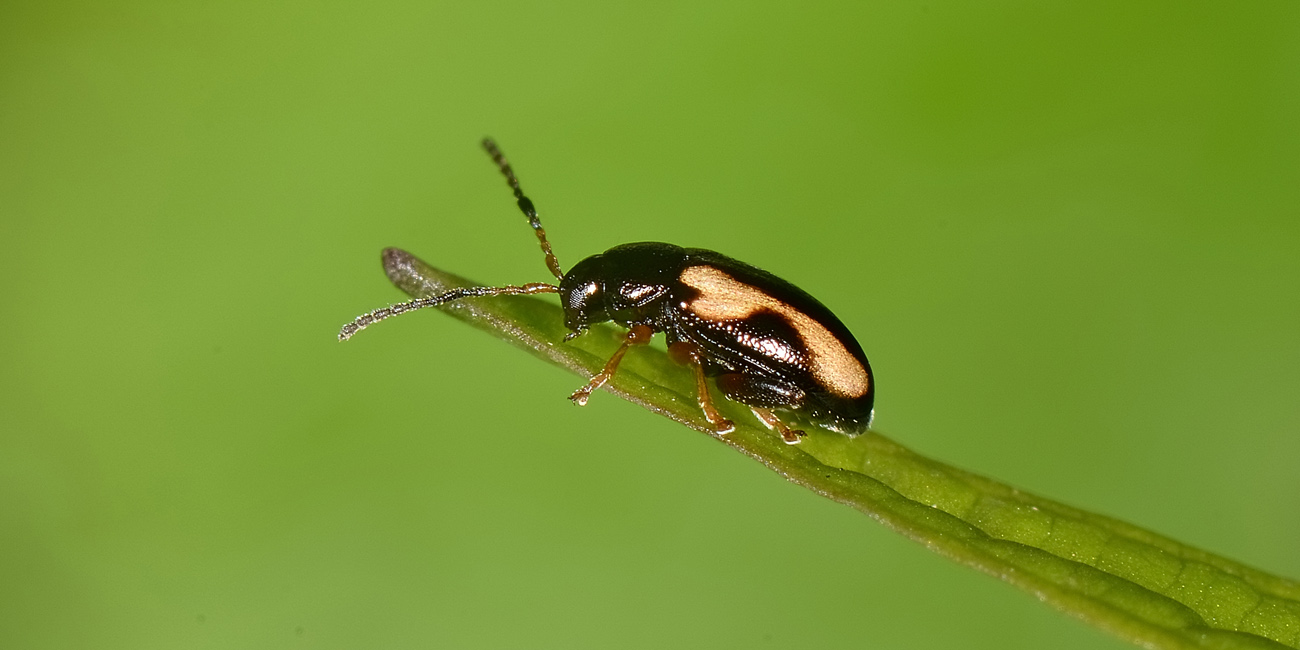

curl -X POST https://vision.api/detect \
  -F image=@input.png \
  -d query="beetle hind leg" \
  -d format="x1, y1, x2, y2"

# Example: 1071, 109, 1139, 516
714, 373, 807, 444
750, 407, 805, 444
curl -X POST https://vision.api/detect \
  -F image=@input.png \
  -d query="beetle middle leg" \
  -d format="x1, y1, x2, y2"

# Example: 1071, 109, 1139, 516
666, 341, 736, 434
570, 324, 654, 406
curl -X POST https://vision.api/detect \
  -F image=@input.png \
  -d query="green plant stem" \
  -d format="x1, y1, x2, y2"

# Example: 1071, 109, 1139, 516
362, 247, 1300, 650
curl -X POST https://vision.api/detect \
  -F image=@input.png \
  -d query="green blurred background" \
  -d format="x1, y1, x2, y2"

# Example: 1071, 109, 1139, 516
2, 1, 1297, 648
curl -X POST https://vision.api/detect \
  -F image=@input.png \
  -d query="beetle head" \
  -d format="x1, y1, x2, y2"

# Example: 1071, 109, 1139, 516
558, 253, 612, 334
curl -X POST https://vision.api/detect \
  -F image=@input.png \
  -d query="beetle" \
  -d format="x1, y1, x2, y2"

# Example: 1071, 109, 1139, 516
339, 139, 874, 443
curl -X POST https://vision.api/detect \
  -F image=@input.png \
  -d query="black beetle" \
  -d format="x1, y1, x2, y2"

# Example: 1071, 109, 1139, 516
340, 139, 874, 443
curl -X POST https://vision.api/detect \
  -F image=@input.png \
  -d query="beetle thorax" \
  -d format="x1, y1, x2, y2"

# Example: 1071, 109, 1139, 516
558, 243, 689, 332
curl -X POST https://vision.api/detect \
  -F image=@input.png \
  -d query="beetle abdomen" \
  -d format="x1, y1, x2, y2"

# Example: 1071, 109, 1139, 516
671, 249, 874, 430
679, 265, 869, 397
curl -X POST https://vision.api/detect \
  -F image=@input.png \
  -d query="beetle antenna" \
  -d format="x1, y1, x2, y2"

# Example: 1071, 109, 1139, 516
338, 282, 558, 341
482, 138, 565, 282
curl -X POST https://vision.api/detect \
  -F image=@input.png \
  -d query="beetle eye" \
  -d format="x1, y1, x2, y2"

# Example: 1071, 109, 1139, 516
565, 280, 604, 317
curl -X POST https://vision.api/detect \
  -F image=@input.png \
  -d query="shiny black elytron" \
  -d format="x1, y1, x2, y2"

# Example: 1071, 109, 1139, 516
340, 139, 874, 444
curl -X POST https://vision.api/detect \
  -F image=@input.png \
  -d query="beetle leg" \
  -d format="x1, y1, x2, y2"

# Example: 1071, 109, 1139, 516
569, 325, 654, 406
713, 373, 806, 444
666, 342, 735, 435
750, 407, 806, 445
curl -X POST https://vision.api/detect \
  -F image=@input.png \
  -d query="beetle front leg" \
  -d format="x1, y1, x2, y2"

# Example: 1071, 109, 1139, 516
569, 325, 654, 406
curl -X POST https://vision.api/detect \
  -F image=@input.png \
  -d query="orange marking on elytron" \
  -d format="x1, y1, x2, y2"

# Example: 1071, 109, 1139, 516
679, 266, 870, 399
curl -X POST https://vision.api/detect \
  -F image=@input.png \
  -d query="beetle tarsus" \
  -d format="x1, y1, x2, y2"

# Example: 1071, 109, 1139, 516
751, 407, 805, 445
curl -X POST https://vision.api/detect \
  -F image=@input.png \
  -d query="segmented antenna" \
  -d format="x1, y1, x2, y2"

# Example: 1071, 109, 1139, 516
482, 138, 564, 282
338, 283, 558, 341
